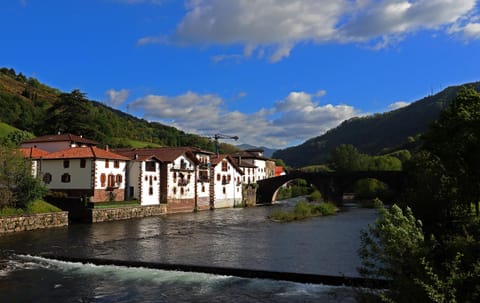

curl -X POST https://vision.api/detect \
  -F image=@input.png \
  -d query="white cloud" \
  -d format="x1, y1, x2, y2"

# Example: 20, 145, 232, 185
105, 89, 130, 107
388, 101, 410, 110
128, 90, 361, 148
137, 0, 479, 61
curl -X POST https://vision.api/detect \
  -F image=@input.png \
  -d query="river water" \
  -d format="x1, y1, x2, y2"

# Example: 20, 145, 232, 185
0, 199, 378, 302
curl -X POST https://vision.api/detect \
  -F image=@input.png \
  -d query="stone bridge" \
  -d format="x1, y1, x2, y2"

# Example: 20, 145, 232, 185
256, 170, 407, 204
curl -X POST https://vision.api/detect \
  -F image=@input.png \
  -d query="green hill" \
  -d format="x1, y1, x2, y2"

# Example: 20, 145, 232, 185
0, 67, 235, 153
273, 81, 480, 168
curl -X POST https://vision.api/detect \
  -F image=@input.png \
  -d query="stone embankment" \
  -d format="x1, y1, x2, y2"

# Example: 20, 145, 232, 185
87, 205, 167, 223
0, 212, 68, 234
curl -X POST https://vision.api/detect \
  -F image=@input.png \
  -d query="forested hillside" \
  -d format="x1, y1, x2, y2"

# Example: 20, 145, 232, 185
0, 67, 237, 153
273, 81, 480, 167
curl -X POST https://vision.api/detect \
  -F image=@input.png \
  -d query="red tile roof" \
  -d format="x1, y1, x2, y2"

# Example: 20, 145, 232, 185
112, 147, 200, 164
19, 147, 50, 159
42, 146, 129, 160
22, 133, 98, 145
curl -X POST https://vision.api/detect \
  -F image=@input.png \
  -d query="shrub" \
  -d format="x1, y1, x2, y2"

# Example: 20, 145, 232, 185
307, 190, 322, 202
312, 202, 337, 216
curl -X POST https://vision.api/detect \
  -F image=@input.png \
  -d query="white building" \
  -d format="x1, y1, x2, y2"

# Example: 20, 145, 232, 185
40, 146, 129, 202
232, 149, 275, 183
210, 155, 243, 208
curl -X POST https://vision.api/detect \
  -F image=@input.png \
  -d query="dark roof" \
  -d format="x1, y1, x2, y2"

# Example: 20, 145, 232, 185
232, 150, 270, 161
22, 134, 98, 145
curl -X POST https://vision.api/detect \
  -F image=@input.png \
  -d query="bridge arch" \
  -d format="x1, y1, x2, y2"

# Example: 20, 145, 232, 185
257, 171, 407, 204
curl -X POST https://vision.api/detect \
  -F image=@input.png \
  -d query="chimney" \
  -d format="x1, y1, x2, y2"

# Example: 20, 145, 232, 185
105, 145, 109, 152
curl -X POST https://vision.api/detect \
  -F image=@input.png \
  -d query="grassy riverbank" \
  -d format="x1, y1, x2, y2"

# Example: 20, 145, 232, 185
268, 201, 337, 222
0, 199, 61, 216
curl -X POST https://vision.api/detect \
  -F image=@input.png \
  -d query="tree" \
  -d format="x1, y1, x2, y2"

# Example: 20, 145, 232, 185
422, 86, 480, 216
45, 89, 100, 140
0, 146, 47, 209
329, 144, 366, 171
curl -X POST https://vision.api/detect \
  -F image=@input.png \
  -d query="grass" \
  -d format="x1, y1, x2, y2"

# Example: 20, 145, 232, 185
0, 199, 62, 216
113, 137, 163, 148
0, 121, 20, 138
88, 200, 141, 209
268, 201, 338, 222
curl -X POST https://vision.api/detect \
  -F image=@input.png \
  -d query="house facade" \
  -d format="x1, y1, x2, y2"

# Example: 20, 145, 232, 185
232, 149, 275, 183
40, 146, 129, 202
210, 155, 243, 208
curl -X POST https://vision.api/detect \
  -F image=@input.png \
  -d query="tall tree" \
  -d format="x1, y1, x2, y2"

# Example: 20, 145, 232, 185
422, 86, 480, 216
46, 89, 99, 140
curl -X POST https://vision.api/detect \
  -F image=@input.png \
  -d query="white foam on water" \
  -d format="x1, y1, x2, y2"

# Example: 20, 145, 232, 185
17, 254, 232, 285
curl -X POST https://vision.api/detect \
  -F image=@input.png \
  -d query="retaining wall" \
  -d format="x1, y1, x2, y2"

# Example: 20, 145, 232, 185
0, 212, 68, 234
87, 205, 167, 223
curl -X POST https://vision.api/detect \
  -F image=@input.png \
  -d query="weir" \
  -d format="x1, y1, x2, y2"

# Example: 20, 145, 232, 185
40, 254, 389, 289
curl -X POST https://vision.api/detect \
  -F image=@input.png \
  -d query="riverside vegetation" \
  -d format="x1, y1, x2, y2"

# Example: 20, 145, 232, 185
356, 87, 480, 303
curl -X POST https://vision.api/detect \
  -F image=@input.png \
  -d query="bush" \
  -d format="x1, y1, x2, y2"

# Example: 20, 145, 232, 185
312, 202, 337, 216
307, 190, 322, 202
269, 201, 337, 222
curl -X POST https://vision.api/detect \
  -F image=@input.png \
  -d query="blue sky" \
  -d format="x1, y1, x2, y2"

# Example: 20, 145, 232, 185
2, 0, 480, 149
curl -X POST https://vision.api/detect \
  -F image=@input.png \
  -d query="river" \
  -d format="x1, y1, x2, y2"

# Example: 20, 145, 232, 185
0, 198, 378, 302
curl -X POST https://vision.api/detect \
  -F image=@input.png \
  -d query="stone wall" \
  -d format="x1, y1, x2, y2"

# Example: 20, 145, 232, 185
0, 212, 68, 234
243, 184, 257, 207
87, 204, 167, 223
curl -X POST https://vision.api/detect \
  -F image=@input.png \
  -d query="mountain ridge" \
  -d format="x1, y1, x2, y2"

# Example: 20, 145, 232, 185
273, 81, 480, 167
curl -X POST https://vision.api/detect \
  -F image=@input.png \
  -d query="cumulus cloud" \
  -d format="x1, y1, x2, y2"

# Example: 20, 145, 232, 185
105, 89, 130, 107
388, 101, 410, 110
128, 90, 361, 148
136, 0, 479, 61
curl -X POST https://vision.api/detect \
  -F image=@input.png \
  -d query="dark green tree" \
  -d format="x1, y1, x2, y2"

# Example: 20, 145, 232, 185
45, 89, 100, 140
329, 144, 366, 171
422, 86, 480, 216
0, 146, 47, 209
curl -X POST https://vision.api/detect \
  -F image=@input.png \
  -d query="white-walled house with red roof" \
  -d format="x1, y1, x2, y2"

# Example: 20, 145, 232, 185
111, 148, 162, 206
114, 147, 200, 213
40, 146, 129, 202
210, 155, 244, 209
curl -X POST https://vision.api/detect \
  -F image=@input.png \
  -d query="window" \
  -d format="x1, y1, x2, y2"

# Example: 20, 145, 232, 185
116, 174, 123, 184
222, 187, 226, 194
149, 187, 153, 195
145, 161, 156, 172
105, 159, 109, 168
173, 187, 177, 194
180, 187, 184, 195
199, 170, 209, 182
114, 160, 120, 168
202, 185, 206, 193
180, 159, 186, 169
80, 159, 86, 168
61, 173, 71, 183
149, 176, 153, 186
173, 172, 177, 182
217, 174, 221, 181
63, 160, 70, 168
100, 173, 106, 187
221, 161, 228, 172
43, 173, 52, 184
108, 174, 115, 188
